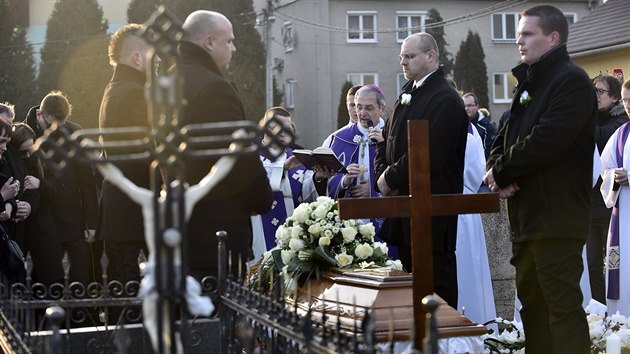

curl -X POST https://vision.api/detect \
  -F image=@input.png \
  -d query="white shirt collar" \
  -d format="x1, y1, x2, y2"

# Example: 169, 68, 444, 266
413, 69, 438, 89
357, 118, 385, 136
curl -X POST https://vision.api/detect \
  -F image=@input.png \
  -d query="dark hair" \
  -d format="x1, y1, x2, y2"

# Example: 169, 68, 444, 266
593, 75, 622, 101
0, 120, 12, 138
11, 123, 36, 150
40, 91, 72, 121
521, 5, 568, 44
347, 85, 362, 97
462, 92, 479, 105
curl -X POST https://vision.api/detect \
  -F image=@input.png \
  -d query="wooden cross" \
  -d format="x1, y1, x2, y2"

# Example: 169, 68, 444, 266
337, 120, 499, 349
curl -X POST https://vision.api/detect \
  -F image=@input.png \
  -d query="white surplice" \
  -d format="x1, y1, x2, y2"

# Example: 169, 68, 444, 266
456, 125, 496, 325
601, 124, 630, 316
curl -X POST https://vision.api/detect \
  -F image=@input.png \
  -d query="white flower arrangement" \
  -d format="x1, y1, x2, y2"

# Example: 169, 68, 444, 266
483, 311, 630, 353
519, 90, 532, 107
400, 93, 412, 106
251, 197, 394, 292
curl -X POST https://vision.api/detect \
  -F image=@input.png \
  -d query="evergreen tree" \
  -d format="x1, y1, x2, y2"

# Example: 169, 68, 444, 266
337, 81, 353, 129
127, 0, 161, 24
0, 0, 36, 119
453, 30, 489, 108
37, 0, 110, 128
426, 8, 454, 77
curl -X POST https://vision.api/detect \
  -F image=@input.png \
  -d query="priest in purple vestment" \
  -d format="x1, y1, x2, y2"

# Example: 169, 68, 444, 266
251, 108, 332, 261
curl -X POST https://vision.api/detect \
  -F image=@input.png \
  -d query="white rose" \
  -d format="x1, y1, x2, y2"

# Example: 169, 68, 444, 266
335, 252, 354, 268
275, 225, 291, 244
373, 242, 388, 256
281, 250, 296, 264
341, 227, 357, 243
359, 223, 375, 237
313, 204, 329, 219
291, 225, 303, 239
292, 203, 309, 223
289, 238, 306, 251
308, 223, 321, 235
354, 243, 374, 260
400, 93, 412, 105
319, 236, 331, 246
316, 196, 333, 204
392, 259, 403, 270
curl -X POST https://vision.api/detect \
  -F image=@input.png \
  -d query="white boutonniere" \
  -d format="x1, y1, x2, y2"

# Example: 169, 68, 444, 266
400, 93, 412, 106
353, 135, 363, 144
519, 90, 532, 107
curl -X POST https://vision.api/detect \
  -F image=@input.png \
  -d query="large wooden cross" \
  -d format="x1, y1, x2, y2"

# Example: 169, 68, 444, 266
337, 120, 499, 349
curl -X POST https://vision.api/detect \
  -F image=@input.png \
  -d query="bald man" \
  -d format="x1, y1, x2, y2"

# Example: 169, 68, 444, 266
98, 23, 157, 283
179, 11, 272, 279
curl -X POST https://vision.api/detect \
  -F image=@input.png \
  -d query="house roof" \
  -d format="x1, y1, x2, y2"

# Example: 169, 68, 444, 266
567, 0, 630, 55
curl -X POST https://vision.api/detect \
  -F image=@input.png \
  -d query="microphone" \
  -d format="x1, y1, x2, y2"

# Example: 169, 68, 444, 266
366, 120, 377, 144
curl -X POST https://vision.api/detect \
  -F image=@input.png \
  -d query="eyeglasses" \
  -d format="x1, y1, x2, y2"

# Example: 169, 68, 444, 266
594, 88, 609, 96
398, 49, 433, 62
464, 104, 477, 108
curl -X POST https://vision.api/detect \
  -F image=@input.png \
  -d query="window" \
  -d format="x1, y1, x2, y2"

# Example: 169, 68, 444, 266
564, 13, 577, 25
492, 13, 520, 42
396, 12, 426, 43
493, 73, 517, 103
347, 73, 378, 86
282, 22, 295, 52
285, 79, 297, 109
397, 73, 407, 97
347, 12, 377, 43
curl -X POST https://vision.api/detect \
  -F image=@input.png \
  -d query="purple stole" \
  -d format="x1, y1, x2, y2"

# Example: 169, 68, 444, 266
260, 149, 305, 249
328, 124, 385, 234
608, 123, 630, 299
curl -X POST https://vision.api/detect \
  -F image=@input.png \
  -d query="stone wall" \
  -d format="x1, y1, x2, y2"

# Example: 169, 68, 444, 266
481, 201, 516, 320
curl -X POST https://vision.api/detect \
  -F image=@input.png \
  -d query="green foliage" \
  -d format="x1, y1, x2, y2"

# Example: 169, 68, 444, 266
127, 0, 161, 24
337, 81, 353, 129
453, 30, 489, 108
426, 8, 454, 77
0, 0, 36, 119
37, 0, 111, 128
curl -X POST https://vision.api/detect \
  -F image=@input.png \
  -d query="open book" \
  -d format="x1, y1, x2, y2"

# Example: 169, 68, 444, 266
292, 147, 347, 174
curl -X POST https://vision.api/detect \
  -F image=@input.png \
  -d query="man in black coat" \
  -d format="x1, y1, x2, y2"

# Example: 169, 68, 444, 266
98, 24, 156, 283
179, 11, 273, 279
484, 5, 596, 353
25, 92, 98, 284
374, 32, 468, 307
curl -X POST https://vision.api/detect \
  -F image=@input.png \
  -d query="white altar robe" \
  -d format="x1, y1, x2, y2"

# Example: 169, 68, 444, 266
601, 125, 630, 316
456, 125, 497, 325
251, 151, 319, 262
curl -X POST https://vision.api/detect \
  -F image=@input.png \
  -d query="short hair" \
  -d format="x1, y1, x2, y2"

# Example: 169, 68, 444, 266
260, 106, 291, 126
0, 102, 15, 121
462, 92, 479, 105
40, 91, 72, 121
11, 123, 36, 149
593, 75, 622, 101
347, 85, 362, 97
407, 32, 439, 60
108, 23, 145, 66
182, 10, 229, 44
621, 78, 630, 91
521, 5, 569, 44
356, 85, 386, 108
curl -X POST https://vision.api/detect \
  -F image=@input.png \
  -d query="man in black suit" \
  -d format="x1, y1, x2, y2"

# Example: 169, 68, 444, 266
484, 5, 595, 353
97, 24, 157, 283
179, 11, 273, 279
25, 91, 98, 284
374, 32, 468, 307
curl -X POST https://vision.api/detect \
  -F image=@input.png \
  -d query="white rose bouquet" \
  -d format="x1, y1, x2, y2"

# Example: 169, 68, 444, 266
250, 197, 393, 292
